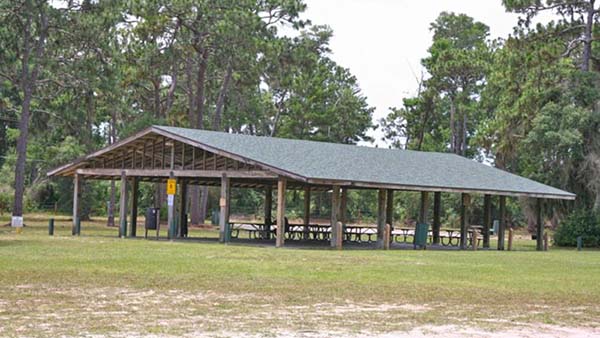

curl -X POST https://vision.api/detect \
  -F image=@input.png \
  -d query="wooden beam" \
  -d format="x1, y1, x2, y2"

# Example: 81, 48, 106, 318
303, 186, 310, 240
377, 189, 387, 249
483, 194, 492, 248
498, 195, 506, 250
330, 185, 341, 248
432, 192, 441, 245
264, 186, 273, 240
75, 168, 278, 179
219, 174, 231, 243
119, 171, 128, 238
536, 198, 543, 251
72, 174, 81, 236
460, 193, 470, 250
130, 177, 138, 237
276, 178, 287, 248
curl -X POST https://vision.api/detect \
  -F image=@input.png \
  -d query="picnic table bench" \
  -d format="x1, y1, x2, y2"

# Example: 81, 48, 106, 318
228, 222, 484, 248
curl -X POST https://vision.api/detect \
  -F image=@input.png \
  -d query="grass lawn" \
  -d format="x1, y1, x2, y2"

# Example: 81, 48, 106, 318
1, 213, 599, 337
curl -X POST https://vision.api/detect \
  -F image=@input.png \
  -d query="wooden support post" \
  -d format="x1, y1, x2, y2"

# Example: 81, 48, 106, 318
340, 187, 348, 242
303, 186, 311, 240
129, 177, 139, 238
167, 173, 175, 240
219, 174, 231, 243
536, 198, 544, 251
460, 193, 470, 250
178, 180, 188, 238
432, 192, 441, 245
275, 178, 287, 248
330, 185, 341, 248
386, 190, 394, 229
335, 221, 343, 250
377, 189, 387, 249
508, 228, 514, 251
498, 196, 506, 251
543, 232, 549, 251
483, 194, 492, 249
119, 171, 128, 238
472, 227, 478, 251
383, 224, 391, 250
264, 186, 273, 240
72, 174, 81, 236
418, 191, 429, 225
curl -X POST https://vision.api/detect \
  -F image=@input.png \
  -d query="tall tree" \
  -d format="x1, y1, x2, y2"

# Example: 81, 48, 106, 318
380, 12, 490, 156
1, 0, 50, 226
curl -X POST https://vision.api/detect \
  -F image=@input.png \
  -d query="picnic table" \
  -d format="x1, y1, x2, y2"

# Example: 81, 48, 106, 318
228, 222, 483, 248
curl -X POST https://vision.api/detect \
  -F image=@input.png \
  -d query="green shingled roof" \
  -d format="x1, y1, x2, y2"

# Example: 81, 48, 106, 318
154, 126, 575, 200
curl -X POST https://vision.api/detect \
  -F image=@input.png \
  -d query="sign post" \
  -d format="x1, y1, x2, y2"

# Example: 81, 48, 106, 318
167, 178, 176, 239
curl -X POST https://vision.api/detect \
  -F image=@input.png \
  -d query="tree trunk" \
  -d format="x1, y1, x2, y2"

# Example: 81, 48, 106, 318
449, 97, 456, 154
581, 0, 595, 72
107, 113, 117, 226
213, 62, 233, 131
195, 48, 208, 129
461, 112, 467, 156
190, 47, 210, 224
153, 78, 161, 119
12, 3, 48, 226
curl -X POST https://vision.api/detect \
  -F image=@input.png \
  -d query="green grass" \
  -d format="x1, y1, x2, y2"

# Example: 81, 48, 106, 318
1, 213, 599, 337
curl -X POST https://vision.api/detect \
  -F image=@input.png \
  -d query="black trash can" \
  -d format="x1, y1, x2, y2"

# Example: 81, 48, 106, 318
145, 207, 159, 230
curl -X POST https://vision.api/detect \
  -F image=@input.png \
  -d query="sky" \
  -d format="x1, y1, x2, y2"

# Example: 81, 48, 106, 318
297, 0, 524, 146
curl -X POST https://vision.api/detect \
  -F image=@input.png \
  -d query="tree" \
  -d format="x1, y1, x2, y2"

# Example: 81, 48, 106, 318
380, 12, 490, 157
0, 0, 50, 226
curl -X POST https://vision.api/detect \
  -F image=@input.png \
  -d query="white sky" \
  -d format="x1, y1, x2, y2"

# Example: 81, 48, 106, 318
299, 0, 524, 146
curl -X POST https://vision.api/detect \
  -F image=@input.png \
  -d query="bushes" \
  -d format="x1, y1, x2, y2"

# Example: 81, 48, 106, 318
554, 209, 600, 247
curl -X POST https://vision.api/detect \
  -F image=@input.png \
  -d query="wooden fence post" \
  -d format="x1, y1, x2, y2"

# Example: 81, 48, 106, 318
508, 228, 513, 251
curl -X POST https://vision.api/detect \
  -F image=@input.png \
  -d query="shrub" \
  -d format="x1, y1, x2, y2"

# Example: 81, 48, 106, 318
554, 209, 600, 247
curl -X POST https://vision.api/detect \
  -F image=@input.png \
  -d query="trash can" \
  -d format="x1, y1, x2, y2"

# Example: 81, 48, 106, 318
211, 209, 220, 225
492, 220, 499, 235
145, 208, 159, 230
414, 223, 429, 249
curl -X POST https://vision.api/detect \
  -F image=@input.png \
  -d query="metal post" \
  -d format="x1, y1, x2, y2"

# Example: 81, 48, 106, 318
48, 218, 54, 236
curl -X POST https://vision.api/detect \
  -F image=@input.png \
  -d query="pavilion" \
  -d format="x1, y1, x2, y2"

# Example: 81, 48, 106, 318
47, 125, 575, 251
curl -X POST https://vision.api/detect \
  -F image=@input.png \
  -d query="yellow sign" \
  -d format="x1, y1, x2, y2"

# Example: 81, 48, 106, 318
167, 178, 176, 195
